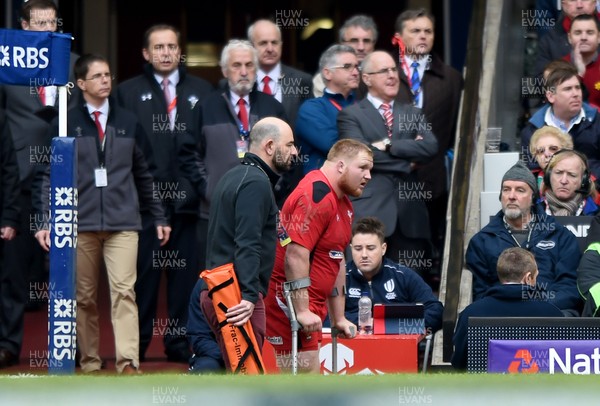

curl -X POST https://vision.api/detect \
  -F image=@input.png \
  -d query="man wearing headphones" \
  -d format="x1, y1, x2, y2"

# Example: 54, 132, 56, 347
541, 149, 599, 216
466, 161, 582, 316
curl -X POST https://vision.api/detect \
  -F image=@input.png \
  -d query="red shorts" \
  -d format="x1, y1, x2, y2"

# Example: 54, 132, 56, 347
265, 292, 323, 353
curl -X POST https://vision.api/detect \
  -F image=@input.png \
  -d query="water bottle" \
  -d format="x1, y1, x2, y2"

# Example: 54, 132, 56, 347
358, 291, 373, 335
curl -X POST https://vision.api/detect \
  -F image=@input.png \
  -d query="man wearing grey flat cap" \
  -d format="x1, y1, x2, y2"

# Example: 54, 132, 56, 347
465, 161, 582, 316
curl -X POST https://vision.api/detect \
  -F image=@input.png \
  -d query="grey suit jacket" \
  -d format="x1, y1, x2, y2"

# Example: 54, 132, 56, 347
338, 99, 438, 238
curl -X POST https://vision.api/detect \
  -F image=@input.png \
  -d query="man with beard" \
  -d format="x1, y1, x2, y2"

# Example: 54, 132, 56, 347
265, 139, 373, 373
466, 161, 581, 316
197, 39, 287, 272
197, 117, 297, 370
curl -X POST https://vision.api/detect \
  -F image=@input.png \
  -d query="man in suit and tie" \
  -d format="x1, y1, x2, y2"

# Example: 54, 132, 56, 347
393, 8, 463, 285
338, 50, 438, 268
247, 19, 313, 206
247, 19, 313, 128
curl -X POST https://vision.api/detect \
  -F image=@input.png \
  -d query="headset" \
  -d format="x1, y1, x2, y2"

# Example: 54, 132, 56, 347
543, 149, 591, 194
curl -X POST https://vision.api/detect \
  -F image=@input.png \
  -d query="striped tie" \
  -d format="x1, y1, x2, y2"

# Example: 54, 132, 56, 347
381, 103, 393, 138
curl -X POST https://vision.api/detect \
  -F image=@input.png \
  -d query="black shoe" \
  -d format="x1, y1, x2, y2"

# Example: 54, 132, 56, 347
165, 347, 191, 363
0, 348, 18, 369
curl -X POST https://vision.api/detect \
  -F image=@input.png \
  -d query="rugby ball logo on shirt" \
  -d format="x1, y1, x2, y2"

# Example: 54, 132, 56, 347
536, 240, 555, 250
384, 279, 397, 300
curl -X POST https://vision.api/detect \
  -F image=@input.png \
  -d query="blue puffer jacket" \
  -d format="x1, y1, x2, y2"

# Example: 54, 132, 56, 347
466, 204, 582, 312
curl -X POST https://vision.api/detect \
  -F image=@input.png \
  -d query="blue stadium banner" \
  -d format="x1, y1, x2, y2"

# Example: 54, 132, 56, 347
48, 137, 78, 374
0, 29, 71, 86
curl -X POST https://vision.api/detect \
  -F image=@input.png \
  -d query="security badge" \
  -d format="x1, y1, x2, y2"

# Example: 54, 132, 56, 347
236, 140, 249, 159
94, 167, 107, 187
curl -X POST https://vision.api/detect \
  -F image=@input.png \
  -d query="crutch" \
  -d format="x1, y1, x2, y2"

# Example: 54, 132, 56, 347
283, 283, 301, 375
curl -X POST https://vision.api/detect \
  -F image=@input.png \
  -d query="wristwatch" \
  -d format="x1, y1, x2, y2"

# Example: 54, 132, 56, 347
383, 137, 391, 152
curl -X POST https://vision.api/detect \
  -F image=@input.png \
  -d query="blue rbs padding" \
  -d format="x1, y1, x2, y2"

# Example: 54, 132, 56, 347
0, 29, 71, 86
48, 137, 78, 374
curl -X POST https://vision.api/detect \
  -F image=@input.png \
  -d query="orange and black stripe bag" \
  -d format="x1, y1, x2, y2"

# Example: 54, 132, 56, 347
200, 263, 266, 374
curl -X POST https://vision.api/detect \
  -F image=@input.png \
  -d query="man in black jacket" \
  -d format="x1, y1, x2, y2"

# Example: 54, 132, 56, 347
452, 247, 564, 370
198, 117, 296, 371
0, 111, 21, 368
116, 23, 213, 363
34, 54, 170, 374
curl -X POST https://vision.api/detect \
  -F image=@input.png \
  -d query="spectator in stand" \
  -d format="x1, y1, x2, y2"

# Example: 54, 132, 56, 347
247, 19, 313, 206
296, 44, 359, 174
452, 247, 564, 370
540, 149, 599, 215
392, 8, 464, 286
528, 125, 574, 192
313, 15, 378, 99
564, 13, 600, 109
534, 0, 597, 78
466, 161, 582, 316
338, 50, 438, 269
344, 217, 442, 333
521, 62, 600, 187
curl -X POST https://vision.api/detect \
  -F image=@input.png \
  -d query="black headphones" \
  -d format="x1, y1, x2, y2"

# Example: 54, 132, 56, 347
543, 149, 591, 194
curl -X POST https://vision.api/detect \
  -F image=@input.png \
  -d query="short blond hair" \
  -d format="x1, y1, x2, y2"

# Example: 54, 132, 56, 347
529, 126, 573, 156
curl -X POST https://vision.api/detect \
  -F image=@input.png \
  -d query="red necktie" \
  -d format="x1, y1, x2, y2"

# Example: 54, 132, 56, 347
381, 103, 393, 138
93, 111, 104, 144
38, 86, 46, 105
262, 76, 272, 95
238, 99, 249, 132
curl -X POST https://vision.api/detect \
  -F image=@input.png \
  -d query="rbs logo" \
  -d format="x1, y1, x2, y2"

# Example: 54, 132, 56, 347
0, 45, 50, 68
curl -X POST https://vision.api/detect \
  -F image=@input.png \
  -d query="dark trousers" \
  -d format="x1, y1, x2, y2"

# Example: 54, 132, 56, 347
0, 191, 47, 356
135, 212, 199, 357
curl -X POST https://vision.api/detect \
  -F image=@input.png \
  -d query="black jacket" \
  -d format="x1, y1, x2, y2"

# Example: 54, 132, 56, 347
0, 114, 20, 232
451, 284, 564, 370
202, 153, 280, 303
199, 85, 287, 219
34, 95, 167, 231
116, 64, 213, 215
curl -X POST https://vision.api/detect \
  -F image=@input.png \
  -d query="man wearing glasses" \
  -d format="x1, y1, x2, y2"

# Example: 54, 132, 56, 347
295, 45, 359, 174
34, 54, 171, 374
313, 15, 378, 98
338, 50, 438, 266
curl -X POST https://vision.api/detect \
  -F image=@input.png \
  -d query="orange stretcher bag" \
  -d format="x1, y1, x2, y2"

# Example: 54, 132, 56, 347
200, 263, 266, 374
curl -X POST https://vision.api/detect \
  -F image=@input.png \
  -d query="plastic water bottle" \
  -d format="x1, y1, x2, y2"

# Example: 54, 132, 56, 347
358, 291, 373, 335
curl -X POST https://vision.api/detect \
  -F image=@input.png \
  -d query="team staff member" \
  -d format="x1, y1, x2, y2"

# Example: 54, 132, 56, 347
265, 139, 373, 373
345, 217, 442, 333
116, 23, 213, 363
34, 54, 170, 374
199, 117, 297, 371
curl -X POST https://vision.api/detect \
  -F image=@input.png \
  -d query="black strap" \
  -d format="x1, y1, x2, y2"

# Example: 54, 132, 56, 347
207, 277, 235, 299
